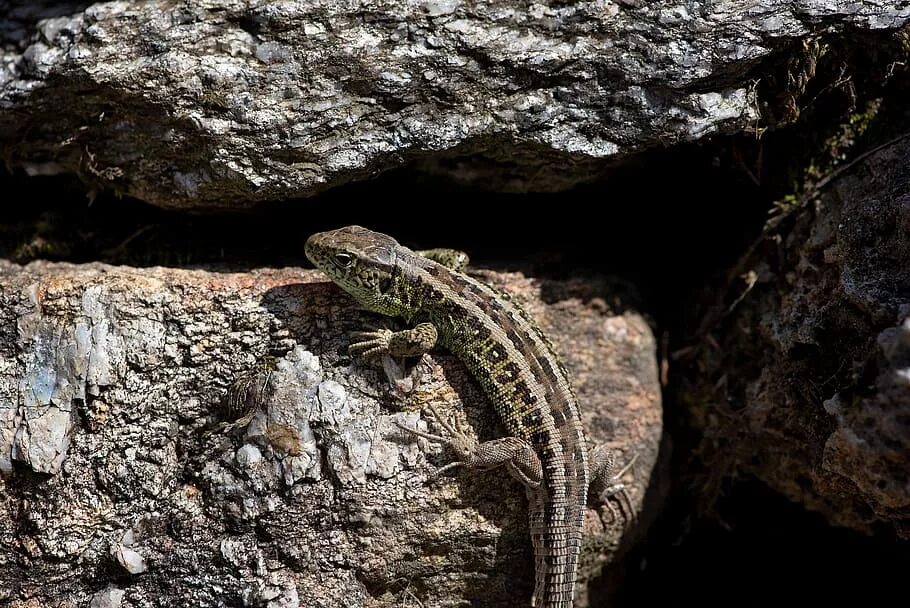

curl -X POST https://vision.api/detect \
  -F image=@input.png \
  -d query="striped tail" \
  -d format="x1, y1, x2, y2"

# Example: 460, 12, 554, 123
528, 493, 585, 608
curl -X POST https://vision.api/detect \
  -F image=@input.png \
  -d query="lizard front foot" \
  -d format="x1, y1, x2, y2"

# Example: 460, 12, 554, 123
349, 328, 395, 359
349, 322, 439, 359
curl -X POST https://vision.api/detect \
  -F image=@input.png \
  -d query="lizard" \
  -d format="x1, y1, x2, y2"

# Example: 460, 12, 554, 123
305, 225, 634, 608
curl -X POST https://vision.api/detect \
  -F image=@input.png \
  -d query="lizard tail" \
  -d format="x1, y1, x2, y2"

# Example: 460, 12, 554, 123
528, 497, 583, 608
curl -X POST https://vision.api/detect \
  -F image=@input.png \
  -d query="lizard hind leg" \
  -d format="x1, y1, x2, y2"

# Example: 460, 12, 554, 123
589, 448, 639, 524
396, 403, 544, 489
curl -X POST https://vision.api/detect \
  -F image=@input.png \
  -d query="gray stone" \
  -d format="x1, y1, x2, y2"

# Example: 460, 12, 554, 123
90, 587, 125, 608
235, 443, 263, 467
0, 1, 907, 208
114, 543, 147, 575
4, 280, 129, 474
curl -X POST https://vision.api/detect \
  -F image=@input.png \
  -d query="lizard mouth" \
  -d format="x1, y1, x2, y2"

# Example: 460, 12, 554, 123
304, 229, 344, 272
303, 232, 323, 267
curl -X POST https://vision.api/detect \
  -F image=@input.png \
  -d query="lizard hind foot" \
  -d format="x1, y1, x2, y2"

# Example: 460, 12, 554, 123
394, 404, 477, 482
590, 449, 640, 525
397, 403, 544, 490
603, 485, 636, 526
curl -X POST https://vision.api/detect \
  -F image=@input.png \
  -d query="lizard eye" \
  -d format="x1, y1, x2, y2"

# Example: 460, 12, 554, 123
333, 253, 354, 268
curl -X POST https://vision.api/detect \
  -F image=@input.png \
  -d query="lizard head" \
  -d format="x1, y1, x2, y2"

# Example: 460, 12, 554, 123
305, 226, 401, 314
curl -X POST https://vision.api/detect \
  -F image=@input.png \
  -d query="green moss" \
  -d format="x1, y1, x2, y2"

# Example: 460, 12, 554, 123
765, 97, 884, 232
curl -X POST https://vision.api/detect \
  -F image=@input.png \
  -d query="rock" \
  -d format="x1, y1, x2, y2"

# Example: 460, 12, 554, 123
114, 543, 147, 574
113, 528, 148, 574
0, 263, 662, 607
89, 587, 125, 608
687, 134, 910, 537
1, 1, 907, 208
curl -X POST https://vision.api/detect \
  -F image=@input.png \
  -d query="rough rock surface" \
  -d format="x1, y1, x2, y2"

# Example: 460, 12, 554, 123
689, 134, 910, 537
0, 263, 662, 607
1, 1, 908, 208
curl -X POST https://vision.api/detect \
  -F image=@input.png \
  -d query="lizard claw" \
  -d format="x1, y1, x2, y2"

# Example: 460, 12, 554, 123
591, 450, 640, 525
602, 485, 636, 526
393, 420, 448, 444
349, 328, 393, 359
394, 407, 477, 483
394, 420, 462, 483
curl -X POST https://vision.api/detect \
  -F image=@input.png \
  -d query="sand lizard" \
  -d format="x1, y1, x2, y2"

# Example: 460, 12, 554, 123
305, 226, 634, 608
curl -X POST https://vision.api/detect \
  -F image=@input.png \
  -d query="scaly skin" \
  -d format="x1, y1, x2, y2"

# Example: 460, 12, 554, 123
305, 226, 589, 608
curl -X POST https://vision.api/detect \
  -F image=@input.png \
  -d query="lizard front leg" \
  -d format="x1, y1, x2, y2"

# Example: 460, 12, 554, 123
398, 403, 543, 490
349, 322, 438, 359
416, 248, 470, 271
347, 243, 466, 365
